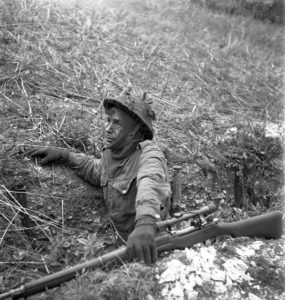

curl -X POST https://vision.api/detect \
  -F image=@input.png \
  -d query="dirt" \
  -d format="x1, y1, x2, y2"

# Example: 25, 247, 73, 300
0, 149, 112, 288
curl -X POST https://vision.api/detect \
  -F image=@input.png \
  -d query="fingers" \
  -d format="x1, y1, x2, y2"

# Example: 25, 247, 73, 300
28, 149, 49, 165
143, 242, 157, 264
135, 244, 144, 262
39, 155, 51, 165
143, 245, 152, 265
126, 227, 157, 264
127, 243, 156, 265
150, 243, 157, 264
126, 243, 144, 263
126, 244, 135, 262
29, 149, 47, 157
28, 148, 58, 165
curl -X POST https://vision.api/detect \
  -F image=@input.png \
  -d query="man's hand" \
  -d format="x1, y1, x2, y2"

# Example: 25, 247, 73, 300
29, 148, 69, 165
126, 216, 157, 264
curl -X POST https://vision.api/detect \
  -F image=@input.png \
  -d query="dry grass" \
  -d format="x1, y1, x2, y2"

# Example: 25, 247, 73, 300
192, 0, 284, 24
0, 0, 284, 298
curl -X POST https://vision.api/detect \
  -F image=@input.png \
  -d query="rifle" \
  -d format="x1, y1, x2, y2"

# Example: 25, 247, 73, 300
0, 204, 282, 300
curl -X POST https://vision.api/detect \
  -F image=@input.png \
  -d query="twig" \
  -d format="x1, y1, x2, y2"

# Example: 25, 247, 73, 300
150, 95, 181, 108
160, 74, 170, 100
0, 91, 24, 110
61, 198, 64, 239
0, 187, 60, 235
41, 256, 50, 274
0, 211, 19, 247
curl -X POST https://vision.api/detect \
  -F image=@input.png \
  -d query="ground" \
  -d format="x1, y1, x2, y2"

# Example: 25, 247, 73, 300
0, 0, 284, 299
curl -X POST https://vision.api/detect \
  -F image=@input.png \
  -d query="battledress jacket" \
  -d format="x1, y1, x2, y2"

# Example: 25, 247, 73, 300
66, 140, 171, 240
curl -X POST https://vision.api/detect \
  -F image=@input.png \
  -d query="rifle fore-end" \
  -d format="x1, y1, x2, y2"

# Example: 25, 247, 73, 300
5, 248, 127, 300
157, 211, 283, 252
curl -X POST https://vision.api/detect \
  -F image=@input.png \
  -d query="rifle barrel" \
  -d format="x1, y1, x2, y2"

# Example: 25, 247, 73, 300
0, 248, 127, 299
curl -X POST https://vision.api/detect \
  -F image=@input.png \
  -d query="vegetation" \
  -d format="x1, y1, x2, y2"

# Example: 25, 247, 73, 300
0, 0, 283, 299
192, 0, 284, 24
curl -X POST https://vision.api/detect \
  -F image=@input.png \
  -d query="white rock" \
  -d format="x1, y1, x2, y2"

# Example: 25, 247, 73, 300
161, 286, 169, 298
242, 272, 253, 282
170, 282, 184, 299
248, 292, 262, 300
159, 259, 185, 283
195, 275, 203, 286
187, 273, 197, 290
211, 269, 226, 282
184, 248, 196, 264
264, 122, 282, 138
223, 259, 248, 282
225, 275, 233, 289
250, 241, 264, 250
185, 246, 217, 274
159, 268, 176, 283
185, 290, 198, 299
200, 246, 217, 265
214, 281, 228, 294
179, 270, 188, 286
253, 285, 260, 290
236, 246, 255, 258
146, 294, 155, 300
250, 261, 257, 268
199, 271, 211, 282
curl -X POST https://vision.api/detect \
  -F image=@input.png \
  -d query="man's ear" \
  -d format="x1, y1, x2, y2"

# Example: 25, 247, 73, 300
129, 124, 142, 139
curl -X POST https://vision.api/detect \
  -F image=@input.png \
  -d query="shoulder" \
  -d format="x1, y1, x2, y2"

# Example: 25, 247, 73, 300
139, 140, 159, 151
139, 140, 164, 157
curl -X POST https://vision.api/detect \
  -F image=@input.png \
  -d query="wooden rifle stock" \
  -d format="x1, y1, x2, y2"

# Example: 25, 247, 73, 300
0, 210, 282, 299
157, 211, 283, 252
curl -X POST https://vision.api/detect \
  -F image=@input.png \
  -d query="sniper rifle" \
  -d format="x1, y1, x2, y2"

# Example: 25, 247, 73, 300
0, 204, 282, 299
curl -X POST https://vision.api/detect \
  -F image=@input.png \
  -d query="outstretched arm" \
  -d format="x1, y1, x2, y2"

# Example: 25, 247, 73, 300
29, 147, 102, 186
29, 147, 69, 165
68, 152, 102, 186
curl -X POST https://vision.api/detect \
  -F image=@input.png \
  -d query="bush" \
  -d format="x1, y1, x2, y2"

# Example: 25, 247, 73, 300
218, 124, 283, 208
191, 0, 284, 24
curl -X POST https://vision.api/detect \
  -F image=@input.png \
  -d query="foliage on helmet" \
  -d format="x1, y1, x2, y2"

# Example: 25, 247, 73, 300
103, 89, 155, 140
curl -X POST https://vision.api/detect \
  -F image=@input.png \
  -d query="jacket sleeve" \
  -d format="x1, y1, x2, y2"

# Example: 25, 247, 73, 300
135, 142, 171, 221
67, 152, 102, 186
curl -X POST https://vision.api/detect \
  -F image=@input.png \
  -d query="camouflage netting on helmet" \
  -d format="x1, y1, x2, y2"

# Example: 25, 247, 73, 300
103, 90, 156, 140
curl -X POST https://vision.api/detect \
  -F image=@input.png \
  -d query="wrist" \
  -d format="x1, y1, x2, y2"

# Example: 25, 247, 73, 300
60, 150, 70, 163
135, 215, 156, 228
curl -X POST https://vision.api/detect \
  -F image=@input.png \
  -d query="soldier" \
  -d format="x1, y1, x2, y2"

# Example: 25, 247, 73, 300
30, 90, 171, 264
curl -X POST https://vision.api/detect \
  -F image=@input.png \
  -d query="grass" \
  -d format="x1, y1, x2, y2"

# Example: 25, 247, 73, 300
0, 0, 284, 298
192, 0, 284, 24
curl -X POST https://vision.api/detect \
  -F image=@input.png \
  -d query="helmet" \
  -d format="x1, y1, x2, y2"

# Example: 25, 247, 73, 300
103, 90, 155, 140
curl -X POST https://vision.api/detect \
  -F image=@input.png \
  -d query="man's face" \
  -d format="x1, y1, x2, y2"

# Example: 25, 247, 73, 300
104, 107, 136, 150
